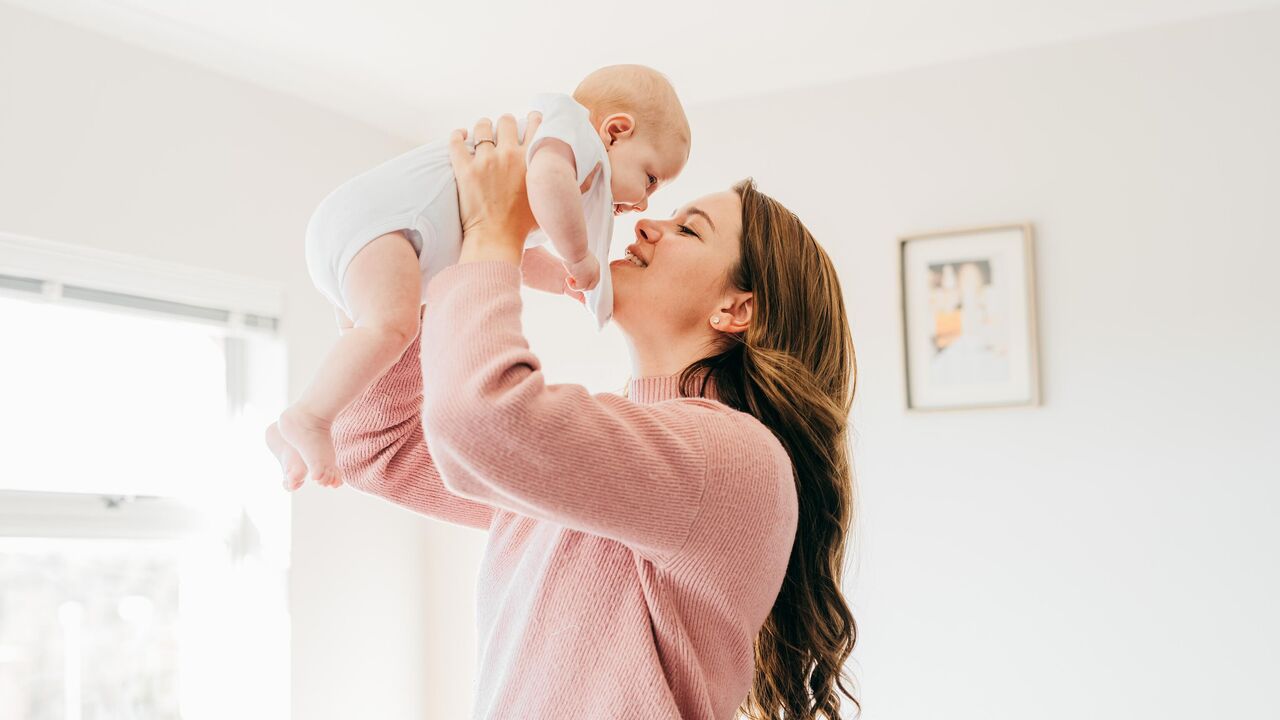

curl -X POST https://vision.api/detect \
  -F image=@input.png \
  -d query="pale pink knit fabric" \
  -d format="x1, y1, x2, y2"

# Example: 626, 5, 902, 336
332, 261, 798, 720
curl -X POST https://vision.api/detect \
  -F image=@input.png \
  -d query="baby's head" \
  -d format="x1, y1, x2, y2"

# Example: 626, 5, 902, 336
573, 65, 691, 216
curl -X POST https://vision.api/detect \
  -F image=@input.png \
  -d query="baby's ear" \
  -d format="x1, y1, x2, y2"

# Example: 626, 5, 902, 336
601, 113, 636, 146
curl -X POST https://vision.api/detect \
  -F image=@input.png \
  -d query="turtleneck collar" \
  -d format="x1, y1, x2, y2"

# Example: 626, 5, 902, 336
627, 368, 720, 405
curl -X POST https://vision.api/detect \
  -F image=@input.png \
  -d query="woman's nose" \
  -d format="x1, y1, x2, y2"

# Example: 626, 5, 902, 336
635, 220, 657, 243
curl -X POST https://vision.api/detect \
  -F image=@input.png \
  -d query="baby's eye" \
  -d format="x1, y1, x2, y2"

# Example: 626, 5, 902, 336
647, 174, 657, 186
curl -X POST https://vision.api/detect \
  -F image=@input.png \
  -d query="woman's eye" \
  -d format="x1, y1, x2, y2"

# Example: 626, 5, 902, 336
677, 224, 698, 237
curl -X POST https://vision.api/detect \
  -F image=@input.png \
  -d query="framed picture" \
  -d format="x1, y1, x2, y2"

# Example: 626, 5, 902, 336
899, 223, 1041, 411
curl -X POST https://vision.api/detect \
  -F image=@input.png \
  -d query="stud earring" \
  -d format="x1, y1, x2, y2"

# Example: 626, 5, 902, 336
711, 316, 721, 325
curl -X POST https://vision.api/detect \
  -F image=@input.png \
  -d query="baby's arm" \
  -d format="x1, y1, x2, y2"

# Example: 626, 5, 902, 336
526, 140, 600, 291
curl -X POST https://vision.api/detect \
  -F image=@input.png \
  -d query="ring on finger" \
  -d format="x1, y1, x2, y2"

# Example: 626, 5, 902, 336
474, 138, 496, 148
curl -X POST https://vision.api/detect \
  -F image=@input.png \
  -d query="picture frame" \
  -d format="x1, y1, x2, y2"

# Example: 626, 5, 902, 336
898, 223, 1041, 411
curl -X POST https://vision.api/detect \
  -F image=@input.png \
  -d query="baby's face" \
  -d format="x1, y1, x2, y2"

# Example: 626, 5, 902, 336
607, 135, 688, 216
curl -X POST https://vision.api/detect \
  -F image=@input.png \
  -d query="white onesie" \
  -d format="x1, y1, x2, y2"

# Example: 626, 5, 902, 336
304, 93, 615, 328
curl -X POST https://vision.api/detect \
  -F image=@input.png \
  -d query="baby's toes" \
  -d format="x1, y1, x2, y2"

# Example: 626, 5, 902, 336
265, 422, 308, 490
283, 455, 308, 490
311, 465, 342, 488
280, 415, 336, 471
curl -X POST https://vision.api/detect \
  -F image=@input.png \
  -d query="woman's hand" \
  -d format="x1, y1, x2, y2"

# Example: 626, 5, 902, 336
449, 112, 543, 266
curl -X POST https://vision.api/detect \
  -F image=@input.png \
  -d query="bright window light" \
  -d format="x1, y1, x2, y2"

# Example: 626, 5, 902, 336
0, 295, 228, 498
0, 236, 290, 720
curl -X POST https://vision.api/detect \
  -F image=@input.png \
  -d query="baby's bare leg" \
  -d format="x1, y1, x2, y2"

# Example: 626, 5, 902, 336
280, 231, 422, 487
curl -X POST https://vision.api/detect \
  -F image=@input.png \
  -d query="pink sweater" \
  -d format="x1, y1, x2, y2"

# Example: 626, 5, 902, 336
332, 261, 798, 720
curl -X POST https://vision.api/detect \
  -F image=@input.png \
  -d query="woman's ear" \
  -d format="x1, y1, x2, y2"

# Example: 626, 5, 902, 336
599, 113, 636, 147
712, 294, 753, 333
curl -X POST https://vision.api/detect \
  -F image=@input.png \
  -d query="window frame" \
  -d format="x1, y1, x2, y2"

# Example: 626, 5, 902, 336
0, 231, 282, 325
0, 490, 208, 540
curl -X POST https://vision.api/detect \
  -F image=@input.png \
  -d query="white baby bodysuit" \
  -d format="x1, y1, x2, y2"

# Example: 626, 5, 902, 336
304, 93, 615, 328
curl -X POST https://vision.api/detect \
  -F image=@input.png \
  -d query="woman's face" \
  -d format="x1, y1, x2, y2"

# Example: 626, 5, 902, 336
609, 189, 744, 340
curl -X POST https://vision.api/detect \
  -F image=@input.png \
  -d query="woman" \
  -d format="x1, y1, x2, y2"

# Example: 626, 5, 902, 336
269, 113, 859, 719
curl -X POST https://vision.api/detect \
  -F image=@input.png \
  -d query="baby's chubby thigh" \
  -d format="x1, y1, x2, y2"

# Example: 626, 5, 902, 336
341, 231, 427, 344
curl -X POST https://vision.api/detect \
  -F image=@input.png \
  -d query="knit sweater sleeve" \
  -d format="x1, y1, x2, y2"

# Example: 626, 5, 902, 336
331, 329, 496, 531
418, 261, 732, 566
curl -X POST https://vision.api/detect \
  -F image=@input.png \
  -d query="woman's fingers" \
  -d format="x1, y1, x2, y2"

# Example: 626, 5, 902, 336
494, 114, 519, 148
522, 111, 542, 149
449, 109, 542, 250
472, 117, 494, 153
458, 112, 539, 160
447, 128, 471, 174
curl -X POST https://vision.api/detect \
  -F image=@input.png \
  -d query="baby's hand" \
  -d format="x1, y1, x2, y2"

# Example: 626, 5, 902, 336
566, 255, 600, 292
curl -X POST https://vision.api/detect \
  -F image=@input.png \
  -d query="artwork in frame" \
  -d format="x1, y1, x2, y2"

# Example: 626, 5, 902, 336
899, 223, 1041, 411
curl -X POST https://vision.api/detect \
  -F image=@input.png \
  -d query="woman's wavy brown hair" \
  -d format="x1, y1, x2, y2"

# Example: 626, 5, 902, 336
679, 178, 860, 719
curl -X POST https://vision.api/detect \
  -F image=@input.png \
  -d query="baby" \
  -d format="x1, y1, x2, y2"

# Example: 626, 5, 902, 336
273, 64, 691, 488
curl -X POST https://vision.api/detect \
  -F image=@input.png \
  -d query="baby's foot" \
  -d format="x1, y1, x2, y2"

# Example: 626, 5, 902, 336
264, 421, 308, 491
277, 405, 342, 488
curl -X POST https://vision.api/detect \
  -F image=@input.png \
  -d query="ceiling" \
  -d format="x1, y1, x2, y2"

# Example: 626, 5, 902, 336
6, 0, 1277, 142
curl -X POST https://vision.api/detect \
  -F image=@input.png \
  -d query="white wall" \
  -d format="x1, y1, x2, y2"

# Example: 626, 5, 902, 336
651, 8, 1277, 719
4, 3, 1277, 719
0, 5, 456, 719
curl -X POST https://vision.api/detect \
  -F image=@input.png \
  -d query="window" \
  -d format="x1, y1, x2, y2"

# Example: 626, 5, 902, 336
0, 233, 289, 719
